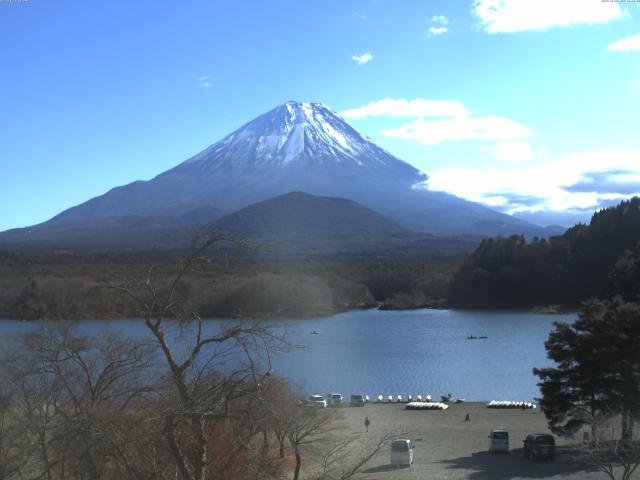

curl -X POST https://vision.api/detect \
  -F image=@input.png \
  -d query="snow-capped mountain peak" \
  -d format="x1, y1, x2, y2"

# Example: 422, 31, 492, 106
179, 101, 413, 172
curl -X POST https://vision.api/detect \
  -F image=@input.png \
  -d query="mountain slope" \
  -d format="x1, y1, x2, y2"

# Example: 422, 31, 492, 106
0, 207, 223, 250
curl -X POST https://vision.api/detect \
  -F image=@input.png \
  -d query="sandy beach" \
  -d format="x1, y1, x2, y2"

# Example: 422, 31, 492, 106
300, 402, 612, 480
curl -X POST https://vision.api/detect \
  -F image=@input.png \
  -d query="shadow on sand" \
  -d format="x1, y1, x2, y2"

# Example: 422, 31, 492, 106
363, 463, 411, 473
436, 448, 597, 479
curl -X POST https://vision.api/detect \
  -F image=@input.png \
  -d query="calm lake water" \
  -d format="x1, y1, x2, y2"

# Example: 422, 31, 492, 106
0, 308, 576, 402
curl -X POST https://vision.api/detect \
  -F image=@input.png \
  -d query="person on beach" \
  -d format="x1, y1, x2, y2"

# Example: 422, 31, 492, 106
364, 416, 370, 432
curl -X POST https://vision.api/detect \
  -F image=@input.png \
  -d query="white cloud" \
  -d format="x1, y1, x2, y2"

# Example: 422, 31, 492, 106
198, 76, 212, 88
428, 14, 450, 37
429, 26, 449, 36
380, 115, 533, 145
428, 147, 640, 214
342, 97, 532, 145
431, 15, 448, 25
352, 53, 374, 65
341, 97, 468, 119
609, 33, 640, 52
488, 141, 535, 162
472, 0, 626, 33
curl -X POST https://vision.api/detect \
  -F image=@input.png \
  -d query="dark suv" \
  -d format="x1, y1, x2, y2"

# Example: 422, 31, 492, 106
523, 433, 555, 461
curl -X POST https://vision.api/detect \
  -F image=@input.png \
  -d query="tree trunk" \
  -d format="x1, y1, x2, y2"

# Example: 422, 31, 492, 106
590, 401, 597, 445
194, 418, 208, 480
293, 446, 302, 480
622, 410, 630, 442
621, 462, 634, 480
163, 417, 193, 480
263, 430, 269, 448
39, 429, 54, 480
279, 439, 285, 459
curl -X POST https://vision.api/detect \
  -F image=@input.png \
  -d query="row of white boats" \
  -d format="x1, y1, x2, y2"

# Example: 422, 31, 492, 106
375, 394, 434, 403
405, 402, 450, 410
486, 400, 537, 409
350, 395, 536, 409
370, 396, 536, 409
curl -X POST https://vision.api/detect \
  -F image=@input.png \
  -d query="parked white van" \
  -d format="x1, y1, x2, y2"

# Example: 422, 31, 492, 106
307, 395, 327, 408
390, 438, 414, 467
488, 427, 509, 453
327, 393, 343, 406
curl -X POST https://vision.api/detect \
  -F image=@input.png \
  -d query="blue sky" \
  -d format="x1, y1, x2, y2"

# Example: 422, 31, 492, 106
1, 0, 639, 230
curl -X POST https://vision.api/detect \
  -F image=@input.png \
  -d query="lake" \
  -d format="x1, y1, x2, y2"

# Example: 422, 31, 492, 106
0, 308, 576, 402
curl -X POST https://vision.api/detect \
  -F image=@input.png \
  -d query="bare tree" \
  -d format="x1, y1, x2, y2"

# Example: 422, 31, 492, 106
311, 432, 400, 480
263, 384, 399, 480
0, 323, 159, 480
259, 379, 300, 459
111, 237, 289, 480
0, 389, 26, 480
1, 342, 61, 480
577, 412, 640, 480
285, 406, 338, 480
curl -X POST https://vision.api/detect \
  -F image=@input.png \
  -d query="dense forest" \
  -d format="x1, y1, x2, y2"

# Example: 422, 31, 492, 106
0, 251, 459, 320
450, 197, 640, 308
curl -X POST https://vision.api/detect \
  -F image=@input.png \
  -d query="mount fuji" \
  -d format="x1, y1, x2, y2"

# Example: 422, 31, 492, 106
1, 101, 554, 250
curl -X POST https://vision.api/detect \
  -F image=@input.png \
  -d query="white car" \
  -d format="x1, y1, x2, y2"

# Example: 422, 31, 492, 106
390, 438, 414, 467
327, 393, 343, 406
308, 394, 327, 408
488, 427, 509, 453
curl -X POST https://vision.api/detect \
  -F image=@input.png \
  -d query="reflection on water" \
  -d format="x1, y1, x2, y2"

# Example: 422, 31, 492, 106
0, 308, 575, 402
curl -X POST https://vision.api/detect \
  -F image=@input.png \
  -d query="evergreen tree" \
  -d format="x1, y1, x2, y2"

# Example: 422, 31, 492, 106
610, 242, 640, 302
534, 298, 640, 440
450, 197, 640, 308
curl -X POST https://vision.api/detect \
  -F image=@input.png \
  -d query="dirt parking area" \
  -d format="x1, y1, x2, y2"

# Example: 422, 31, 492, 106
301, 402, 611, 480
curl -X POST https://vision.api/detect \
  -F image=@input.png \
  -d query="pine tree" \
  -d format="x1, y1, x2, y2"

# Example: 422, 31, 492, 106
534, 298, 640, 441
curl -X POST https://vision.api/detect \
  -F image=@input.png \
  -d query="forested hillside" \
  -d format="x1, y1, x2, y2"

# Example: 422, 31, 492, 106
0, 252, 458, 320
450, 197, 640, 308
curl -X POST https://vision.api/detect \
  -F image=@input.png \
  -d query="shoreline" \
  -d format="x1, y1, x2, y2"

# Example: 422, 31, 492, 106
0, 305, 579, 322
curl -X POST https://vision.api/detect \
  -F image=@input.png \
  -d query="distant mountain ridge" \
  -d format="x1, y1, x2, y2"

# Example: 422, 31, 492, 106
0, 101, 556, 250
